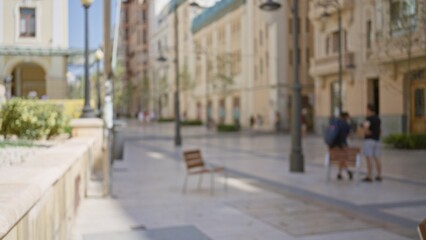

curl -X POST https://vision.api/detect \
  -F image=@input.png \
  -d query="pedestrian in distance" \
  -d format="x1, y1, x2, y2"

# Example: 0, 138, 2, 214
249, 116, 256, 129
362, 104, 382, 182
301, 108, 308, 137
275, 111, 282, 133
325, 112, 353, 180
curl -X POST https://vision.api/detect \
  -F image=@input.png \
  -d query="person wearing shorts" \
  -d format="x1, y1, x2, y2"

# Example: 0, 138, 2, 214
362, 104, 382, 182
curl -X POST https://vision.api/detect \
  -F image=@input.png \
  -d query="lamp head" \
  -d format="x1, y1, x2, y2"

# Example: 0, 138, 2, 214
321, 11, 332, 19
189, 2, 202, 8
81, 0, 94, 8
157, 55, 167, 62
95, 49, 104, 61
259, 0, 281, 12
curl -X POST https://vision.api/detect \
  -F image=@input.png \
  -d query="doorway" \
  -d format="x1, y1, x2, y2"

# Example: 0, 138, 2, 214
410, 79, 426, 133
11, 63, 46, 98
367, 78, 380, 114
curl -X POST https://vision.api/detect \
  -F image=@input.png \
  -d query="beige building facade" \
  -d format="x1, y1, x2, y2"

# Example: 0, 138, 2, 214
310, 0, 426, 135
189, 0, 313, 129
0, 0, 69, 100
119, 0, 150, 117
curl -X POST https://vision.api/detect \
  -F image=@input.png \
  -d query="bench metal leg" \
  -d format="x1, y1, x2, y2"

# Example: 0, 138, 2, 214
210, 172, 215, 195
224, 170, 228, 192
198, 174, 203, 189
182, 174, 188, 194
355, 154, 361, 186
325, 152, 330, 182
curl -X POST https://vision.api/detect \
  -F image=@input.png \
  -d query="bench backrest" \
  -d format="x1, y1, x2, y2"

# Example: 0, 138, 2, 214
183, 150, 205, 170
329, 147, 361, 163
419, 219, 426, 240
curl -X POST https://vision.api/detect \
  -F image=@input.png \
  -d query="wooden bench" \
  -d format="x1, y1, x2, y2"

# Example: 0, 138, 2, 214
325, 147, 361, 185
419, 219, 426, 240
182, 149, 227, 194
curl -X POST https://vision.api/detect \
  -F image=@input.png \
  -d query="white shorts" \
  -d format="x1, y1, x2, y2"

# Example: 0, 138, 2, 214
363, 139, 381, 158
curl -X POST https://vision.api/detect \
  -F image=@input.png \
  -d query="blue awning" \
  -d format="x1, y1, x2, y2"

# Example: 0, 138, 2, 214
191, 0, 246, 33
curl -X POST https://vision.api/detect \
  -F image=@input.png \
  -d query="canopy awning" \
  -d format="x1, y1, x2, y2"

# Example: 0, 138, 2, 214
0, 46, 99, 66
0, 46, 84, 57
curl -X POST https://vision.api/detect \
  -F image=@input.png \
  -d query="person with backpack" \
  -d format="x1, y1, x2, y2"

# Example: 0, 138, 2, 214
325, 112, 353, 180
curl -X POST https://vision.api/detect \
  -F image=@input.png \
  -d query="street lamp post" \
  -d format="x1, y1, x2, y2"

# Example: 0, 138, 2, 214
320, 1, 343, 115
205, 55, 210, 128
260, 0, 304, 173
157, 1, 182, 147
173, 1, 182, 147
81, 0, 95, 118
95, 48, 104, 117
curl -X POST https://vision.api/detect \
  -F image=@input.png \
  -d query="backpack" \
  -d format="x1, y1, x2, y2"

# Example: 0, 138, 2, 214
324, 120, 340, 147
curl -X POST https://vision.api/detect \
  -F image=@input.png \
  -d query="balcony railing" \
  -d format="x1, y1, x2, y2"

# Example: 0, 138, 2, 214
311, 52, 355, 76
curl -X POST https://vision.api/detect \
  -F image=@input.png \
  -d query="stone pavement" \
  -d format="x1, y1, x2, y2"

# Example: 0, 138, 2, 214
72, 123, 426, 240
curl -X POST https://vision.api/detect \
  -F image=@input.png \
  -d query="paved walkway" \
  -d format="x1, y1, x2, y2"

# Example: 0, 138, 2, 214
72, 123, 425, 240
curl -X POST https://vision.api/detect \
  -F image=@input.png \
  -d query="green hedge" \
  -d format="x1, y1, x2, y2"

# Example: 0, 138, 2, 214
158, 118, 175, 123
217, 124, 240, 132
383, 134, 426, 149
0, 99, 69, 140
182, 120, 203, 126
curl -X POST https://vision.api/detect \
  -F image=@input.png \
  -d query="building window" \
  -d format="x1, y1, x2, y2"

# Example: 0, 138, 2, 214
390, 0, 417, 36
289, 18, 293, 34
367, 20, 372, 49
332, 31, 339, 53
306, 48, 310, 66
219, 99, 226, 124
20, 8, 36, 37
326, 36, 330, 54
306, 18, 310, 33
289, 49, 293, 65
415, 89, 425, 117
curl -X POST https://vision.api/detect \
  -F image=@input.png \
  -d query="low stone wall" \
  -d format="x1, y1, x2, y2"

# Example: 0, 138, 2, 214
0, 137, 99, 240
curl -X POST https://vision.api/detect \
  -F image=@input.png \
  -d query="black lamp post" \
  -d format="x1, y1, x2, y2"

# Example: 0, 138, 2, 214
260, 0, 304, 173
320, 0, 343, 115
156, 0, 182, 147
95, 48, 104, 116
81, 0, 95, 118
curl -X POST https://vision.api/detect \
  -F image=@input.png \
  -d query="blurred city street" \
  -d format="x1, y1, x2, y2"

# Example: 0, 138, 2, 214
72, 123, 426, 240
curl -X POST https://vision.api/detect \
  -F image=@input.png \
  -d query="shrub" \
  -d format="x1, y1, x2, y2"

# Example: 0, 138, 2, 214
0, 99, 69, 140
217, 124, 240, 132
182, 120, 203, 126
158, 118, 175, 123
383, 134, 426, 149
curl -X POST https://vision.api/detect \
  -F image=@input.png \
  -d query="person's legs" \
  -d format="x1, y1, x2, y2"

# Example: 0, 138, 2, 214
363, 140, 374, 182
337, 160, 344, 180
373, 141, 382, 180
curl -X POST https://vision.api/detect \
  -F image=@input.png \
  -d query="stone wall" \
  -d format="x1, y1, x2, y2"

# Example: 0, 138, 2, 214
0, 137, 100, 240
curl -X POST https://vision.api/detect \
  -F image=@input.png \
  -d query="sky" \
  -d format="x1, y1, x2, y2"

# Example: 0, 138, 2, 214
69, 0, 117, 49
68, 0, 219, 49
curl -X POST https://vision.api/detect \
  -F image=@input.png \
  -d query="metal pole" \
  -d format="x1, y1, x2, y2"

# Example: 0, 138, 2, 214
337, 7, 343, 114
81, 5, 95, 118
205, 55, 209, 128
174, 3, 182, 146
96, 60, 102, 116
289, 0, 304, 172
103, 0, 112, 197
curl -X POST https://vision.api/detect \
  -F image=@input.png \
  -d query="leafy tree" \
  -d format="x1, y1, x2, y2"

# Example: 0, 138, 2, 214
214, 52, 236, 98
